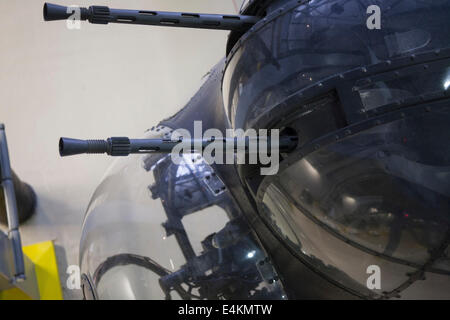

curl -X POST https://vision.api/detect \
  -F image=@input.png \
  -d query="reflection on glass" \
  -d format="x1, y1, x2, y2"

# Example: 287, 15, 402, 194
223, 0, 450, 128
358, 66, 450, 110
261, 183, 416, 296
259, 110, 450, 297
262, 111, 450, 268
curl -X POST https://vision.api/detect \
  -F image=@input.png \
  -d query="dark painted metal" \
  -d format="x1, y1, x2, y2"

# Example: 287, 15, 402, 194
44, 3, 260, 32
159, 62, 360, 299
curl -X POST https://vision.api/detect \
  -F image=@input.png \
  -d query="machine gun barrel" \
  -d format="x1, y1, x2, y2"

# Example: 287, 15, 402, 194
59, 136, 298, 157
43, 3, 260, 32
0, 124, 25, 281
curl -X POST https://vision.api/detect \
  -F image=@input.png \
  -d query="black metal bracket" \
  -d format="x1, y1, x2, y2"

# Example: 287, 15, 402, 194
43, 3, 260, 32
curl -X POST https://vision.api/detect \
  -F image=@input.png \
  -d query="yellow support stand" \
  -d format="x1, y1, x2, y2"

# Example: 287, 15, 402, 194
0, 240, 63, 300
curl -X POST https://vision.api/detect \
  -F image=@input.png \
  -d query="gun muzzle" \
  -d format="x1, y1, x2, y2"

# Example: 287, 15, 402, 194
43, 3, 88, 21
60, 138, 108, 157
59, 137, 135, 157
43, 3, 259, 31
